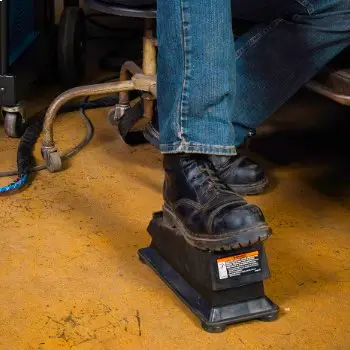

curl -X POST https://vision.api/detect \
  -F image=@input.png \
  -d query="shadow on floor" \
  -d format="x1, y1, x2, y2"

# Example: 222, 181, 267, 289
249, 90, 350, 198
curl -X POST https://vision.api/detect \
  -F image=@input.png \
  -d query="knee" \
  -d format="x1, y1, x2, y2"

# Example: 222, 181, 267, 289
318, 0, 350, 31
296, 0, 350, 31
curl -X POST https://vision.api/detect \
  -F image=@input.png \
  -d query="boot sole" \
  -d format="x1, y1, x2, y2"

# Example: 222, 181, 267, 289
163, 205, 272, 252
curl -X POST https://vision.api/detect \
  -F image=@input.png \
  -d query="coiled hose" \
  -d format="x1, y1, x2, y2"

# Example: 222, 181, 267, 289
0, 94, 119, 195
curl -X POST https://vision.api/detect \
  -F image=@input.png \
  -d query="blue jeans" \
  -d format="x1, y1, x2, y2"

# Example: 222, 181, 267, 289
157, 0, 350, 155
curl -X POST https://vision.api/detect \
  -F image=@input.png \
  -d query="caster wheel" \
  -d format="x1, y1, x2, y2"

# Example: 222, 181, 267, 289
4, 112, 25, 138
260, 314, 279, 322
46, 152, 62, 173
108, 109, 118, 126
57, 6, 86, 88
201, 322, 226, 333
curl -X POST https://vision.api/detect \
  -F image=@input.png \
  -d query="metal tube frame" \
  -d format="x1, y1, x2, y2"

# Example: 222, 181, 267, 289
41, 20, 157, 169
42, 80, 135, 148
118, 18, 156, 130
142, 19, 156, 123
306, 80, 350, 106
41, 18, 157, 150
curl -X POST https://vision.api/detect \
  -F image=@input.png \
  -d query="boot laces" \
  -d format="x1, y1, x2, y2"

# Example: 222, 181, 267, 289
200, 166, 231, 192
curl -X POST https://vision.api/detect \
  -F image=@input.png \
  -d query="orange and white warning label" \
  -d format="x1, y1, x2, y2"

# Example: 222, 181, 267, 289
217, 251, 261, 280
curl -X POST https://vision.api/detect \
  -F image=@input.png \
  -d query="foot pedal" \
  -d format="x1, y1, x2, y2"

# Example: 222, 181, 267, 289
139, 212, 279, 333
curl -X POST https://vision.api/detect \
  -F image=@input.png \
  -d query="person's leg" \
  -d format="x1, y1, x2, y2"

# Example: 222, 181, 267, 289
157, 0, 271, 251
230, 0, 350, 145
157, 0, 237, 155
151, 0, 268, 196
211, 0, 350, 194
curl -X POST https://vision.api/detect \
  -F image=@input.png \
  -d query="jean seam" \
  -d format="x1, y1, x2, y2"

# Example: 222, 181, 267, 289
160, 150, 236, 156
162, 142, 236, 149
236, 19, 284, 60
160, 148, 236, 155
293, 0, 315, 16
160, 141, 237, 150
179, 0, 190, 142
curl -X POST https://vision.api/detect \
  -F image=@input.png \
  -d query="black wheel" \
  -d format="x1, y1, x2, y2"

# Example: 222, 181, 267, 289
4, 112, 25, 138
201, 322, 226, 333
57, 7, 86, 88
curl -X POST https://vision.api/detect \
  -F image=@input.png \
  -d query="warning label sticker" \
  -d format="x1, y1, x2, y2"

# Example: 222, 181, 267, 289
217, 251, 261, 280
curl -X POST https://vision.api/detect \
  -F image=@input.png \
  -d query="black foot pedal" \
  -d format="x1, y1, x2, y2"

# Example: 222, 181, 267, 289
139, 212, 279, 333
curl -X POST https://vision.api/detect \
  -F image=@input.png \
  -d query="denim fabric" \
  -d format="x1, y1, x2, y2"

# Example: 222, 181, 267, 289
157, 0, 350, 155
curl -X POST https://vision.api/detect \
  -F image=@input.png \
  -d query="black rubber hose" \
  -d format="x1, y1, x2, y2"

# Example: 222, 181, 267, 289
0, 75, 121, 195
0, 94, 119, 178
58, 95, 118, 114
17, 111, 45, 175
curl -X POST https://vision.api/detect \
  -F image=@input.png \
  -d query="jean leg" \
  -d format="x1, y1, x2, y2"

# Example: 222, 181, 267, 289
231, 0, 350, 146
157, 0, 237, 155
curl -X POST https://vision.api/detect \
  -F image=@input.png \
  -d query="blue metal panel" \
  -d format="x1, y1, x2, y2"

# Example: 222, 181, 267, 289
8, 0, 38, 64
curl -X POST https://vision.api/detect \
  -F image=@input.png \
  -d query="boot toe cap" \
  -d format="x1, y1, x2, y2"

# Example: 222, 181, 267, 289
211, 204, 266, 235
234, 157, 266, 185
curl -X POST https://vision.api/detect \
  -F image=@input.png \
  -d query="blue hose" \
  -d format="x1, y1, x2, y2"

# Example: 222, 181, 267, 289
0, 110, 45, 195
0, 174, 28, 194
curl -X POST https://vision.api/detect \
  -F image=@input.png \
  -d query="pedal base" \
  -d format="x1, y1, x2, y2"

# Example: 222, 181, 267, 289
139, 246, 279, 333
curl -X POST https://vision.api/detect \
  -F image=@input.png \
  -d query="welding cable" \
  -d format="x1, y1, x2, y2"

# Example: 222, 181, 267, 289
0, 83, 120, 194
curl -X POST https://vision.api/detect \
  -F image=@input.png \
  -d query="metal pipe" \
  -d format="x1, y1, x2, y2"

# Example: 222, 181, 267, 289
0, 0, 9, 75
119, 61, 143, 105
121, 61, 143, 76
306, 81, 350, 106
142, 20, 156, 122
142, 21, 156, 76
42, 80, 135, 148
143, 98, 154, 121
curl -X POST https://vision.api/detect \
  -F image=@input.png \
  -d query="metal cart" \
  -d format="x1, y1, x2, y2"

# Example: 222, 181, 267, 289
0, 0, 86, 137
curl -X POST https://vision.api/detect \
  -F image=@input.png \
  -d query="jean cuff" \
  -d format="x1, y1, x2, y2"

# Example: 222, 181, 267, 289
160, 141, 237, 155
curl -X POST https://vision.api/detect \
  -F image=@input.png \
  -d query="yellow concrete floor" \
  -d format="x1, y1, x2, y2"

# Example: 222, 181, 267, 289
0, 90, 349, 349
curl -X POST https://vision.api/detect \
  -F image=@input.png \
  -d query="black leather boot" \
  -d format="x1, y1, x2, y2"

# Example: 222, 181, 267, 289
163, 154, 271, 251
144, 119, 268, 195
209, 155, 268, 195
